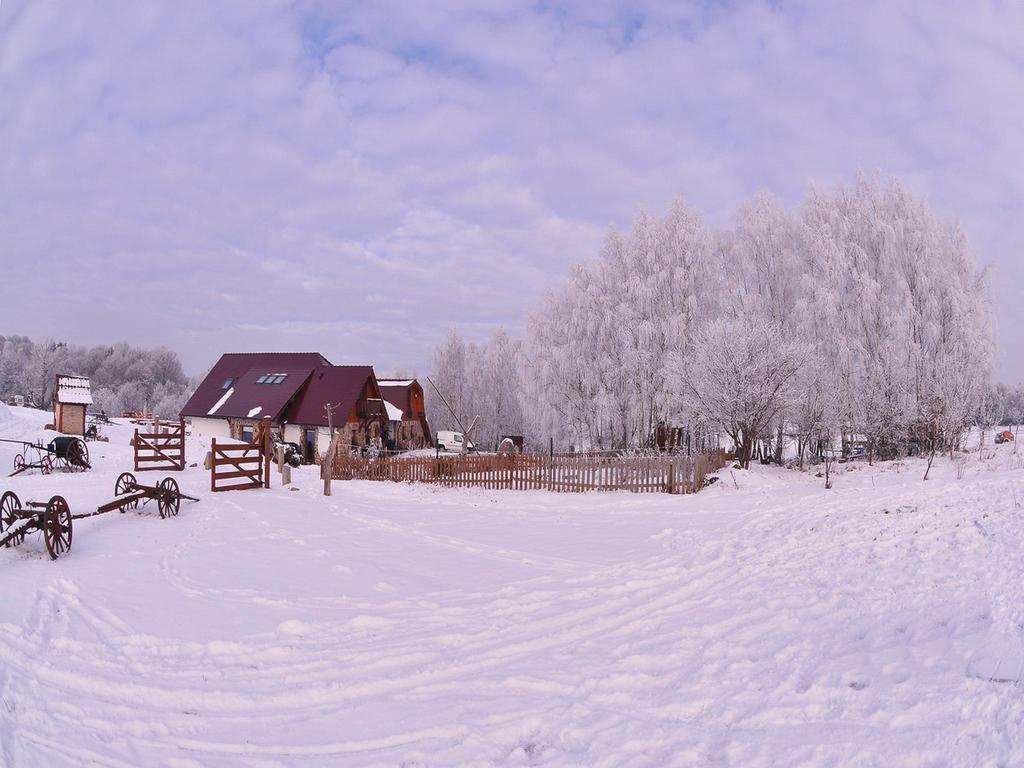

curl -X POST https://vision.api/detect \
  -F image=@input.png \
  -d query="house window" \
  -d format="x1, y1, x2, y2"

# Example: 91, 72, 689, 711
241, 426, 255, 443
221, 378, 234, 389
256, 373, 288, 385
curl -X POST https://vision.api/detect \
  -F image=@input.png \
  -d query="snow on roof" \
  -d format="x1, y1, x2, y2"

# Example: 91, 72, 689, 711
377, 379, 414, 387
55, 375, 93, 405
207, 387, 234, 416
383, 399, 403, 422
180, 353, 328, 418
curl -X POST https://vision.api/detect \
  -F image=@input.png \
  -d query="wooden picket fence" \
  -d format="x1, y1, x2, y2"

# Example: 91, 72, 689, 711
323, 449, 727, 494
133, 417, 185, 472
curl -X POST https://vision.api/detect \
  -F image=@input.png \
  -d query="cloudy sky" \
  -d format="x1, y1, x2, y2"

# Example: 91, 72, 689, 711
2, 1, 1022, 378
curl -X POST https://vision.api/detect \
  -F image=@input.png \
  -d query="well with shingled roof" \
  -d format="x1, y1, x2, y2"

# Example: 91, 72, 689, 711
53, 374, 92, 436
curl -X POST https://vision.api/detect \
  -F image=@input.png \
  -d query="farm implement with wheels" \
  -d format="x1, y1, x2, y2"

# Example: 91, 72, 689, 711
0, 473, 198, 563
4, 436, 91, 477
86, 472, 199, 520
0, 492, 73, 559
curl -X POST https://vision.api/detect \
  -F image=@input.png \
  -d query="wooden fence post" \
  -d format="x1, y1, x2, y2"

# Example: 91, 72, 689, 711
210, 438, 216, 493
323, 431, 340, 496
262, 416, 272, 489
178, 417, 186, 470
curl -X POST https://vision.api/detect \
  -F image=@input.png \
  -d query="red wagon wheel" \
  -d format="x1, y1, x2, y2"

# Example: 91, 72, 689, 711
0, 491, 25, 547
41, 455, 53, 475
157, 477, 180, 519
115, 472, 139, 513
12, 454, 25, 475
43, 495, 72, 560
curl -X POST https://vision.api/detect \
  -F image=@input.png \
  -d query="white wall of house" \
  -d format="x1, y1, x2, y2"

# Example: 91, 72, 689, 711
283, 423, 335, 456
189, 417, 232, 441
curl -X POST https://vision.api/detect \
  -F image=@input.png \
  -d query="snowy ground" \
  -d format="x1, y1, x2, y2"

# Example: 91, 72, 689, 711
1, 405, 1023, 766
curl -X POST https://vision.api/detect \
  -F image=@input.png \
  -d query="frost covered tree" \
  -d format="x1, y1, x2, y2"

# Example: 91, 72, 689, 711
798, 174, 992, 461
427, 327, 526, 450
432, 173, 995, 463
682, 317, 807, 468
428, 328, 470, 434
0, 335, 191, 416
525, 198, 712, 450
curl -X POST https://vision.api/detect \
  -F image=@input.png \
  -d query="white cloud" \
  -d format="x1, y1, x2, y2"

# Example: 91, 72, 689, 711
1, 0, 1021, 377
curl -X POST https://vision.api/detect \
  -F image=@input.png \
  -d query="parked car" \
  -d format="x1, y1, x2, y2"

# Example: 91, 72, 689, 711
436, 430, 475, 452
996, 430, 1015, 444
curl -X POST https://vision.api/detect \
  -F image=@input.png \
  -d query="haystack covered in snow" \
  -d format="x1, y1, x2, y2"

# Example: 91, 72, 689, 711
53, 374, 92, 435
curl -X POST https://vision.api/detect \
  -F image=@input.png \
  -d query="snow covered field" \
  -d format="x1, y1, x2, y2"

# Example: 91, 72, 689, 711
1, 405, 1023, 766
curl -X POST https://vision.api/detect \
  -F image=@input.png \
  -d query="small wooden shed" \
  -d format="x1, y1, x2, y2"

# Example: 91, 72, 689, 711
53, 374, 92, 436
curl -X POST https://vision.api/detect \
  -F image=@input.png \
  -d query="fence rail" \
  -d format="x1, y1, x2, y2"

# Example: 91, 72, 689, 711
322, 450, 727, 494
211, 416, 271, 492
133, 418, 185, 472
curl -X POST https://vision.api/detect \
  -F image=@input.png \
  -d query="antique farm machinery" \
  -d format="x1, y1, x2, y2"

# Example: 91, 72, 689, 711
5, 436, 91, 477
0, 492, 73, 559
0, 472, 198, 563
88, 472, 199, 519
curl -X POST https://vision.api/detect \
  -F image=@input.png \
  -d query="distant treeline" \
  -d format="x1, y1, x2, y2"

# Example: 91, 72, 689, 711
0, 335, 197, 418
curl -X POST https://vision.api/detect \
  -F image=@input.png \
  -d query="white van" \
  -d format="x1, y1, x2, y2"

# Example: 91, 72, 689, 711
436, 430, 475, 452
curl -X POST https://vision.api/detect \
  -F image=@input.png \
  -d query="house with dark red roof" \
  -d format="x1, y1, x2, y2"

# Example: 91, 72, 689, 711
180, 352, 398, 463
377, 378, 433, 450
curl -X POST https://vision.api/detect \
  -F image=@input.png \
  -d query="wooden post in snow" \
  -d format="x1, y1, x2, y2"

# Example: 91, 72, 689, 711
323, 402, 341, 497
262, 416, 272, 489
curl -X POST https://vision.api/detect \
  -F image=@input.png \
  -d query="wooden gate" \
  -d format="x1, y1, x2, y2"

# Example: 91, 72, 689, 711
210, 416, 271, 492
133, 418, 186, 472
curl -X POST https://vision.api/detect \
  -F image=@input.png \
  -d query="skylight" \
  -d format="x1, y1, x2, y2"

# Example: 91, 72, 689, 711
221, 378, 234, 390
256, 373, 288, 385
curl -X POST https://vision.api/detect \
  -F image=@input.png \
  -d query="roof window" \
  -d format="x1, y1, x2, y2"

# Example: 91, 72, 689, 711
221, 378, 234, 390
256, 373, 288, 385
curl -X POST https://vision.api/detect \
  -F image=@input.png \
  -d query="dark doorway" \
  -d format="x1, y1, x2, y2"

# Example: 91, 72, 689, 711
303, 429, 316, 464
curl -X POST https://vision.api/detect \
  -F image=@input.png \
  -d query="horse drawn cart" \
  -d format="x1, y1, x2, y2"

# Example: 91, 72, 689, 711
86, 472, 199, 520
0, 492, 73, 559
5, 436, 91, 477
0, 470, 199, 562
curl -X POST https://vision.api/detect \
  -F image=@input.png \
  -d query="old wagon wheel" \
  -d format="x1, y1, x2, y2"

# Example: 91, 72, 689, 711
12, 454, 25, 475
157, 477, 180, 519
41, 454, 53, 475
67, 438, 90, 471
115, 472, 139, 513
43, 495, 73, 560
0, 491, 25, 547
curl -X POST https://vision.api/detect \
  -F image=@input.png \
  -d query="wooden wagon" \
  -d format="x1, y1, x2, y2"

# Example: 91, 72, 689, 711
0, 492, 73, 559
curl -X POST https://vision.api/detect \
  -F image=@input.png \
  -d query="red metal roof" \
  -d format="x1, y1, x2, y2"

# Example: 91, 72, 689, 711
180, 353, 329, 418
206, 367, 315, 420
282, 365, 378, 427
377, 380, 419, 415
